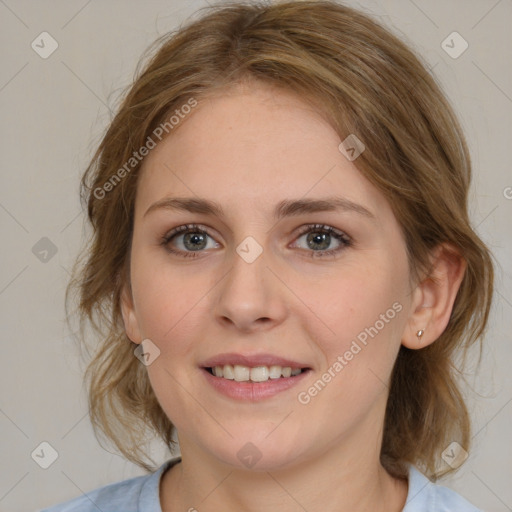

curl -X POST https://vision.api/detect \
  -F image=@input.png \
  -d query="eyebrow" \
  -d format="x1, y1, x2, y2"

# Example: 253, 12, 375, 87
143, 196, 375, 221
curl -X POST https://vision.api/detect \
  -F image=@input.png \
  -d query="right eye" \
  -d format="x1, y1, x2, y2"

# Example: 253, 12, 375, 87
161, 224, 220, 258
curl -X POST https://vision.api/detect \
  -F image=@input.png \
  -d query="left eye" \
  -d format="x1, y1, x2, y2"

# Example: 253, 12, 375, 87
161, 223, 352, 259
292, 224, 352, 258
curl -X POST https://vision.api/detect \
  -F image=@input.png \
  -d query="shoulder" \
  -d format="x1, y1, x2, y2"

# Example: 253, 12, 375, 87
37, 473, 148, 512
37, 457, 180, 512
403, 465, 483, 512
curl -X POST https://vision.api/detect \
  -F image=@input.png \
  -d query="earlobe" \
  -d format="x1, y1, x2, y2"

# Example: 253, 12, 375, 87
120, 284, 143, 344
402, 243, 466, 349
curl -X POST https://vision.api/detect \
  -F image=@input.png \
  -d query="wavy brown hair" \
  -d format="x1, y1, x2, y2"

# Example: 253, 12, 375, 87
66, 0, 494, 479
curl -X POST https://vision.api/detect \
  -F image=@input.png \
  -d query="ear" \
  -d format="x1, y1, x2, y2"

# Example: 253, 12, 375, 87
120, 282, 143, 344
402, 243, 466, 349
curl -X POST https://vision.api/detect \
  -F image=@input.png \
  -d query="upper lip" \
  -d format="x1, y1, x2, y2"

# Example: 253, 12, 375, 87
201, 353, 311, 369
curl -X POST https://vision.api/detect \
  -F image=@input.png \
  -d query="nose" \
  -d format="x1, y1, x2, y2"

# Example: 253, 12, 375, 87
213, 244, 288, 333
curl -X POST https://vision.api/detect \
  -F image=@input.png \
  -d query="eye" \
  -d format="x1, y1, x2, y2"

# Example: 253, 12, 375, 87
292, 224, 352, 258
161, 224, 219, 258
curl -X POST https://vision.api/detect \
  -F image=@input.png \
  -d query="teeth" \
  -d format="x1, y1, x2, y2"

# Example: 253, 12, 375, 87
222, 364, 234, 379
211, 364, 304, 382
269, 365, 282, 379
281, 367, 292, 378
234, 365, 250, 381
250, 366, 269, 382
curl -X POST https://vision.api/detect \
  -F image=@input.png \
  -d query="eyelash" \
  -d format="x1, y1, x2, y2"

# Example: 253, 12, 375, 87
160, 223, 352, 259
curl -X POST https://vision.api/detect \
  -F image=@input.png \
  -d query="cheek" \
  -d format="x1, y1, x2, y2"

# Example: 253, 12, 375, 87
130, 258, 212, 425
295, 258, 409, 420
130, 249, 209, 356
305, 257, 407, 356
295, 266, 407, 428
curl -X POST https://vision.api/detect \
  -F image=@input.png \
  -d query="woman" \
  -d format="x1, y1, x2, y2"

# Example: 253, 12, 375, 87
41, 1, 493, 511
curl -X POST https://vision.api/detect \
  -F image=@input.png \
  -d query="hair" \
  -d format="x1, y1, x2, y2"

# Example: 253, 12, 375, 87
66, 0, 494, 480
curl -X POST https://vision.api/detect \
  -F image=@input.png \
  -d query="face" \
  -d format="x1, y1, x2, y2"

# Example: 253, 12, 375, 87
122, 81, 416, 471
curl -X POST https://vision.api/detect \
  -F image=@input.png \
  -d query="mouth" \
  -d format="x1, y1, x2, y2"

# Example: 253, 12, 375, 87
199, 354, 312, 401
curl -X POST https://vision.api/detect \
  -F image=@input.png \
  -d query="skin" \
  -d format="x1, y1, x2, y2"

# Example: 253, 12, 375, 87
121, 79, 465, 512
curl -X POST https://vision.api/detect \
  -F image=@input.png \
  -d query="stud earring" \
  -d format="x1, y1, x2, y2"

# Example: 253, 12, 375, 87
416, 329, 425, 342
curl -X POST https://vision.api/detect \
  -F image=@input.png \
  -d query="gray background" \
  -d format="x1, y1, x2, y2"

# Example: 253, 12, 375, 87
0, 0, 511, 511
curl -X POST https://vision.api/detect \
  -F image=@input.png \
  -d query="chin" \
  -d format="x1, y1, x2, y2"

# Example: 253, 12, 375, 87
202, 434, 307, 472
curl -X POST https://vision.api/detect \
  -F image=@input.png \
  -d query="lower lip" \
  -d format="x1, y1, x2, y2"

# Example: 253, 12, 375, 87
201, 368, 311, 401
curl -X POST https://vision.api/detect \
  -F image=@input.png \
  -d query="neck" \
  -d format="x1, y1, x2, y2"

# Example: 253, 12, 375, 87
160, 422, 408, 512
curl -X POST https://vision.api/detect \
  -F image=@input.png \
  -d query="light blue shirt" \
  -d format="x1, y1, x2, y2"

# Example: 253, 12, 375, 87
38, 457, 483, 511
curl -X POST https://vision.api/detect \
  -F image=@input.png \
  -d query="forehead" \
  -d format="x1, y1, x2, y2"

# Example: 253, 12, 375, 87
135, 83, 393, 223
